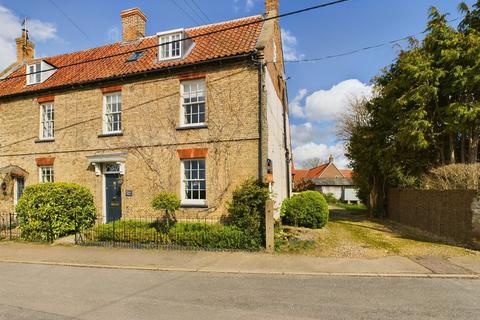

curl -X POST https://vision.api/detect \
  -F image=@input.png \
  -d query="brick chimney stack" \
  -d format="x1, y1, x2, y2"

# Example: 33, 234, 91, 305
15, 30, 35, 63
265, 0, 279, 14
329, 155, 334, 163
120, 8, 147, 42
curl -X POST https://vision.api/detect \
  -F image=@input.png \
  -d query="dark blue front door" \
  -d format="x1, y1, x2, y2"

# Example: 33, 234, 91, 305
105, 174, 122, 222
16, 177, 25, 201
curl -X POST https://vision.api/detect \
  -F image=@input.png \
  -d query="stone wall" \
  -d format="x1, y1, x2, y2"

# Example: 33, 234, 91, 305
0, 61, 262, 220
388, 189, 478, 243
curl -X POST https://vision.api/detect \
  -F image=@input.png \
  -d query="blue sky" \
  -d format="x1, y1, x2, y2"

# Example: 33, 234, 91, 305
0, 0, 474, 168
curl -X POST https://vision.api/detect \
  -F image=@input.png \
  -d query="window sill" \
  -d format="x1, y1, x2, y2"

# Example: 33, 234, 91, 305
176, 124, 208, 131
34, 138, 55, 143
98, 132, 123, 138
180, 202, 208, 209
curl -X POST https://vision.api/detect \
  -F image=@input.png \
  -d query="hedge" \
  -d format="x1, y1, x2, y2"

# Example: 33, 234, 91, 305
88, 221, 261, 250
16, 183, 96, 242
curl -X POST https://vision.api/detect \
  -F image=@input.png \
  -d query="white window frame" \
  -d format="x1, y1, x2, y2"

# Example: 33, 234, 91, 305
159, 33, 182, 61
181, 158, 206, 206
102, 92, 122, 134
180, 79, 206, 128
27, 62, 42, 85
39, 166, 54, 183
39, 103, 54, 140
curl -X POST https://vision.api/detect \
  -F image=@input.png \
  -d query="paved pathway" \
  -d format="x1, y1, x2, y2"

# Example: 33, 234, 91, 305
0, 242, 478, 278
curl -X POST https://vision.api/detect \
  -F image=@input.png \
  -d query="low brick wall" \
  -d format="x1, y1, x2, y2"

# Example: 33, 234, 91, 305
388, 189, 479, 243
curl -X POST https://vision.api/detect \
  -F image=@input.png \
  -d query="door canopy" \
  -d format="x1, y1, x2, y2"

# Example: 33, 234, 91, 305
0, 165, 28, 178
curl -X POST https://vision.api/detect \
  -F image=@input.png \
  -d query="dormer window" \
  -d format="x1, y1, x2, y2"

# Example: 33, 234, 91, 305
27, 62, 41, 85
158, 30, 184, 61
26, 61, 56, 86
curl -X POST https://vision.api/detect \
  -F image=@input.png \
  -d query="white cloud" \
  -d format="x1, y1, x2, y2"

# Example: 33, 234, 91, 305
281, 28, 304, 61
234, 0, 260, 12
28, 19, 57, 41
291, 122, 314, 146
0, 5, 57, 70
303, 79, 373, 121
289, 88, 307, 118
293, 142, 349, 169
107, 27, 120, 42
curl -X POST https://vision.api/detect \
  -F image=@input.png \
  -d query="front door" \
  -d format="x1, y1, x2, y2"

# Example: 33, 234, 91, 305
105, 174, 122, 222
14, 177, 25, 206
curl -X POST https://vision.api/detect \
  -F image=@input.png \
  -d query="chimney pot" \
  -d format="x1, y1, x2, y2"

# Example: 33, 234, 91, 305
265, 0, 279, 14
120, 7, 147, 42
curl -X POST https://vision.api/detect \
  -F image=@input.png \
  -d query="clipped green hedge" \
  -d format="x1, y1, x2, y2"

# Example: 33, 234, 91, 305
280, 191, 329, 229
16, 183, 96, 242
88, 221, 261, 251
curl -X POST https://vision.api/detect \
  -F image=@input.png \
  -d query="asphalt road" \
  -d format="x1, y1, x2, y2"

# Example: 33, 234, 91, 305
0, 262, 478, 320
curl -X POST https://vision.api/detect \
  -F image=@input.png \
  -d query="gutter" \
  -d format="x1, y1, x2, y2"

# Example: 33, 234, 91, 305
0, 53, 254, 102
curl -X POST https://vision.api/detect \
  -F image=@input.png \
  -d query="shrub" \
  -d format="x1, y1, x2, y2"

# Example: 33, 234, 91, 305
152, 192, 181, 213
92, 220, 170, 244
16, 183, 96, 242
280, 191, 329, 229
322, 192, 338, 204
152, 192, 181, 224
421, 164, 480, 191
88, 221, 261, 250
226, 179, 270, 246
169, 223, 261, 250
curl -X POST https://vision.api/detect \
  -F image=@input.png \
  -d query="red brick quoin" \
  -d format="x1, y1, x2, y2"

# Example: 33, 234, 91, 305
176, 148, 208, 159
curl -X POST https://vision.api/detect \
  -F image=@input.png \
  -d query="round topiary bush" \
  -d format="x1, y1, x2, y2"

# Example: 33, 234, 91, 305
152, 192, 181, 215
16, 182, 96, 242
280, 191, 329, 229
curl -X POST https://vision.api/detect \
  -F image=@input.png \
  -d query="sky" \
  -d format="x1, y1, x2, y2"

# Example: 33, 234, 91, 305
0, 0, 475, 169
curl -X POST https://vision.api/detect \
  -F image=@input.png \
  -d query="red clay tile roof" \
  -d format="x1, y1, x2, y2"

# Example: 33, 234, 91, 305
293, 163, 353, 183
292, 164, 329, 183
0, 16, 264, 98
340, 169, 353, 178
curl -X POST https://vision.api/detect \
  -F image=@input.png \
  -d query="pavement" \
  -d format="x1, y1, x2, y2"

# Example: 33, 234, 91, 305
0, 262, 479, 319
0, 242, 479, 278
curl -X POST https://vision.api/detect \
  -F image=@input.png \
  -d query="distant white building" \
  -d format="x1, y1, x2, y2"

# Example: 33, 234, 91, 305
292, 156, 360, 203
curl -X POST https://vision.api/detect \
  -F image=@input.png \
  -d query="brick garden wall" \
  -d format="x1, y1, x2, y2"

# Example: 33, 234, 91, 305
388, 189, 479, 243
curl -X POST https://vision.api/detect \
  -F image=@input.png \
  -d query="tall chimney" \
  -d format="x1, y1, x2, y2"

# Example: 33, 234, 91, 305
265, 0, 279, 14
120, 8, 147, 42
328, 155, 334, 164
15, 31, 35, 63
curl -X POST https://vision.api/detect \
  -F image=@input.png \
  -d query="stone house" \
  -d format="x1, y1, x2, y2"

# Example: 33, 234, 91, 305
0, 0, 292, 222
292, 156, 359, 203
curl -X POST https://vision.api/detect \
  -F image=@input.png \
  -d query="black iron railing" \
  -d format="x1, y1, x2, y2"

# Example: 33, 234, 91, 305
76, 216, 263, 252
0, 213, 20, 240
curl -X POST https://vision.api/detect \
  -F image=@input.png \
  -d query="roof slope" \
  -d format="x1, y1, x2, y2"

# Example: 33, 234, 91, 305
0, 15, 263, 98
293, 162, 353, 183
